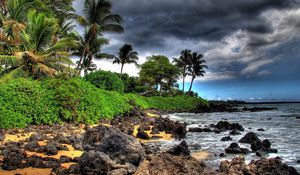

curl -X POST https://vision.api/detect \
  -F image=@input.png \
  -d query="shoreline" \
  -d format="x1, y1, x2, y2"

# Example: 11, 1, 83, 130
0, 109, 299, 175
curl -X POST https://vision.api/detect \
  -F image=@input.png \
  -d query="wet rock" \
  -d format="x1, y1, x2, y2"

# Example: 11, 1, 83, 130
25, 141, 40, 151
219, 153, 226, 157
239, 132, 261, 144
135, 153, 205, 175
2, 149, 27, 170
29, 133, 44, 141
136, 130, 150, 139
59, 156, 73, 163
82, 125, 145, 166
167, 141, 190, 156
257, 128, 265, 131
78, 151, 114, 175
220, 156, 251, 175
251, 139, 278, 153
229, 130, 241, 135
221, 136, 233, 141
188, 127, 212, 133
154, 117, 187, 138
225, 143, 250, 154
68, 164, 80, 174
46, 144, 58, 155
215, 121, 244, 132
53, 134, 71, 144
141, 143, 160, 155
250, 158, 300, 175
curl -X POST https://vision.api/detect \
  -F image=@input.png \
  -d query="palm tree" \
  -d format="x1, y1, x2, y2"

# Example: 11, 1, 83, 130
113, 44, 138, 74
72, 31, 109, 75
0, 10, 78, 80
76, 0, 123, 73
173, 49, 191, 91
188, 52, 207, 92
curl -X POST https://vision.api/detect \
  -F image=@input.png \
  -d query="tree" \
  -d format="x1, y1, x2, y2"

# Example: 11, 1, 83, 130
0, 10, 78, 80
76, 0, 123, 74
72, 31, 109, 76
188, 52, 207, 92
113, 44, 138, 74
139, 55, 179, 96
173, 49, 191, 91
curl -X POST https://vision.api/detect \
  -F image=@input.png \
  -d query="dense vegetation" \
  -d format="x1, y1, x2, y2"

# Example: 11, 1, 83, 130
0, 0, 208, 129
0, 78, 207, 128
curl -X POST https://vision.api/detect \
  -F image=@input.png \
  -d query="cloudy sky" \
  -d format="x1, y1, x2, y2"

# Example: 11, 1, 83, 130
73, 0, 300, 101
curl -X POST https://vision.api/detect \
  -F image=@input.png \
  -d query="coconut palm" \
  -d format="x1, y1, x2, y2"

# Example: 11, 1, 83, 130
0, 10, 78, 80
113, 44, 138, 74
76, 0, 123, 73
173, 49, 191, 91
188, 52, 207, 92
72, 31, 109, 75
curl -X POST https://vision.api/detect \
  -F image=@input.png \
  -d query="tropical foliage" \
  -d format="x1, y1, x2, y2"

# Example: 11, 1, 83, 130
113, 44, 139, 74
75, 0, 123, 74
85, 70, 124, 92
139, 55, 180, 96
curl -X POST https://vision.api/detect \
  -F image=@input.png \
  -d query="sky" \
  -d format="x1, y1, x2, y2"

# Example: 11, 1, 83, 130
73, 0, 300, 102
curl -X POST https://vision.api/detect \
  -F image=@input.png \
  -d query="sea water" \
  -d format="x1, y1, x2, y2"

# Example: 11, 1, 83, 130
163, 103, 300, 172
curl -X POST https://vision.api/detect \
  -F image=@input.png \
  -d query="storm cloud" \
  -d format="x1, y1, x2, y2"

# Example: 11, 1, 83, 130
74, 0, 300, 100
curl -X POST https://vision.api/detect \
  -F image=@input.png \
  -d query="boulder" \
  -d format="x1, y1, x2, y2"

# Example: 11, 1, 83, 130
153, 117, 187, 138
239, 132, 261, 144
225, 143, 250, 154
251, 139, 278, 153
257, 128, 265, 132
134, 153, 205, 175
229, 130, 241, 135
166, 141, 190, 156
136, 131, 150, 140
2, 149, 27, 170
78, 151, 114, 175
249, 158, 300, 175
82, 125, 145, 166
220, 156, 300, 175
221, 136, 233, 141
220, 156, 250, 175
215, 121, 244, 132
25, 141, 40, 152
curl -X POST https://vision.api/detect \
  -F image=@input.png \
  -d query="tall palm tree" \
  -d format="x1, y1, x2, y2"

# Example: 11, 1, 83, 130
72, 31, 109, 75
173, 49, 191, 91
188, 52, 207, 92
0, 10, 78, 80
76, 0, 123, 73
113, 44, 138, 74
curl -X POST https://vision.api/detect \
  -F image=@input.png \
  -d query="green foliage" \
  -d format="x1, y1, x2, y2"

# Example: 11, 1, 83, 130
85, 70, 124, 93
0, 78, 59, 128
144, 95, 208, 111
139, 55, 180, 94
125, 93, 208, 111
42, 78, 131, 124
118, 73, 148, 93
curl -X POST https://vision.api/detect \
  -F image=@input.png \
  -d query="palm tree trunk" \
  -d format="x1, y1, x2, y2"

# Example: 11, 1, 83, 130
120, 64, 124, 74
189, 76, 195, 92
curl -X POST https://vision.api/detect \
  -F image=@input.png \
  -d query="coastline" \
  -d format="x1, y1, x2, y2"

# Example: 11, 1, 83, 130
0, 108, 299, 175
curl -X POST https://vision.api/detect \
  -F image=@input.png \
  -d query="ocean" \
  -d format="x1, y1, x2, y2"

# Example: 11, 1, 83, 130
163, 103, 300, 172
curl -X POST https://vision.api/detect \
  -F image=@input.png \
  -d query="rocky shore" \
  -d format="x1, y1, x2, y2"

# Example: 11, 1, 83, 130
0, 109, 298, 175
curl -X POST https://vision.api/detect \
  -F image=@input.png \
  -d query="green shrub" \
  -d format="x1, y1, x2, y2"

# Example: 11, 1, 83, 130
85, 70, 124, 93
0, 78, 59, 128
42, 78, 132, 124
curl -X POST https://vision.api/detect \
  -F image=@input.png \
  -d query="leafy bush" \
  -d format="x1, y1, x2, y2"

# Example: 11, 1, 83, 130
42, 78, 132, 124
85, 70, 124, 93
118, 73, 148, 93
0, 78, 59, 128
144, 95, 208, 111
